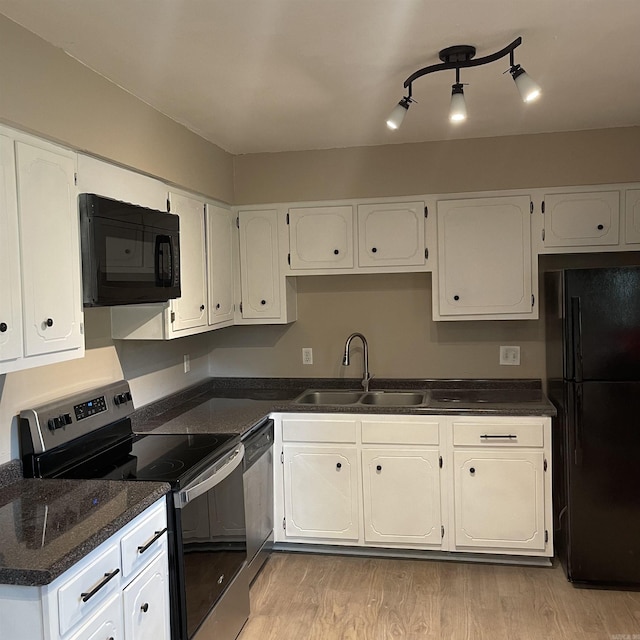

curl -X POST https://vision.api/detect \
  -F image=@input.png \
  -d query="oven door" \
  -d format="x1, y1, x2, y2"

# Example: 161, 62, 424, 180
174, 444, 247, 639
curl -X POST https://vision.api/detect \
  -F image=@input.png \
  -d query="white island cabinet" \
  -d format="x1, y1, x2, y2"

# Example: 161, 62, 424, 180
0, 499, 170, 640
274, 412, 552, 558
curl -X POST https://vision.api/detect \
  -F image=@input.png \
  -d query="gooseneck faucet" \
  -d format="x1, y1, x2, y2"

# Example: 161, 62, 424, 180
342, 332, 372, 392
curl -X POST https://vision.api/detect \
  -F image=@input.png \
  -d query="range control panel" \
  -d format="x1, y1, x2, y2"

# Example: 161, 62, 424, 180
20, 380, 134, 453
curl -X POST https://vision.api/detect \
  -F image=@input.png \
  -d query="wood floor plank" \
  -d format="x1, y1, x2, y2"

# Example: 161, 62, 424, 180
239, 552, 640, 640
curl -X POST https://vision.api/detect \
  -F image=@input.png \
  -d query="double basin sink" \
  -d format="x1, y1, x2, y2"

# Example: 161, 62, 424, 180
293, 388, 544, 408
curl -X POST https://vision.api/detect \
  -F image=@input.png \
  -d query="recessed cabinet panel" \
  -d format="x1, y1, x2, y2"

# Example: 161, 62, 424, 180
543, 191, 620, 247
289, 206, 354, 269
625, 190, 640, 244
362, 449, 441, 545
67, 593, 123, 640
0, 135, 22, 364
453, 450, 545, 551
436, 196, 533, 317
15, 141, 83, 357
357, 202, 425, 267
168, 192, 207, 332
206, 204, 235, 326
239, 210, 281, 319
283, 445, 359, 539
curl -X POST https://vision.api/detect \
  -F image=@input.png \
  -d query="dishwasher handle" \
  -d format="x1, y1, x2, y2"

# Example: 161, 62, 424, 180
176, 444, 244, 508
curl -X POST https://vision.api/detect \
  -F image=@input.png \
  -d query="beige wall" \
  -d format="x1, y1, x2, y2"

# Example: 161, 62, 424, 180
0, 14, 234, 202
233, 127, 640, 204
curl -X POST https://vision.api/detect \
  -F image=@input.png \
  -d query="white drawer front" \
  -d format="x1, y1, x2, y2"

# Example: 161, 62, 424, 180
67, 592, 123, 640
282, 417, 357, 443
452, 421, 544, 447
58, 543, 121, 636
361, 419, 439, 445
121, 502, 168, 580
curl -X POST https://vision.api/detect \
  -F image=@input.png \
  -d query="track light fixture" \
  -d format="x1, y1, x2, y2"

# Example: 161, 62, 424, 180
386, 36, 540, 130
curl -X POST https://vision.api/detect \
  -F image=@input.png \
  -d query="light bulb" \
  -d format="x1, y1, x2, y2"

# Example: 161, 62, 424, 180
449, 84, 467, 122
386, 97, 411, 130
510, 65, 541, 103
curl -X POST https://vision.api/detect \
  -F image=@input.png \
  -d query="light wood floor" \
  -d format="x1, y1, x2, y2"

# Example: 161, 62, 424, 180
239, 552, 640, 640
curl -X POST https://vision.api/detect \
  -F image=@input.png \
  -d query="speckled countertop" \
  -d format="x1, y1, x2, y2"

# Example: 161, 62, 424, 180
132, 377, 556, 437
0, 464, 170, 586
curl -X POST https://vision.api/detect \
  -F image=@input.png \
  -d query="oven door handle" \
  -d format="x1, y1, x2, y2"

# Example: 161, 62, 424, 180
176, 444, 244, 508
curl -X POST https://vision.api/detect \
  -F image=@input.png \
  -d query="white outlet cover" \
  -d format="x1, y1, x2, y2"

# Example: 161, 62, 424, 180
302, 347, 313, 365
499, 346, 520, 366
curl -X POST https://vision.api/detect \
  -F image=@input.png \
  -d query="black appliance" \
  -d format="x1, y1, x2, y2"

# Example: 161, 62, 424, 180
19, 381, 248, 640
79, 193, 181, 306
545, 266, 640, 587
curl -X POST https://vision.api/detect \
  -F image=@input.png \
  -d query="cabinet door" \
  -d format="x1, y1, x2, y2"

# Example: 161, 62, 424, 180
436, 196, 533, 317
67, 593, 123, 640
168, 192, 207, 332
453, 449, 545, 551
543, 191, 619, 247
122, 552, 170, 640
283, 445, 359, 540
238, 210, 281, 319
15, 140, 83, 357
362, 449, 441, 546
0, 134, 22, 364
625, 189, 640, 244
357, 202, 425, 267
289, 206, 353, 269
206, 204, 235, 326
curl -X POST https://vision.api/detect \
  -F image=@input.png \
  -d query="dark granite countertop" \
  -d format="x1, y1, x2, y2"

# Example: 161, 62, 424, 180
0, 473, 170, 586
131, 377, 556, 437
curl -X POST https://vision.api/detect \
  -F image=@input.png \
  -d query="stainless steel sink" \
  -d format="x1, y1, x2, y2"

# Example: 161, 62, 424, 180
293, 389, 428, 407
293, 390, 363, 405
359, 391, 426, 406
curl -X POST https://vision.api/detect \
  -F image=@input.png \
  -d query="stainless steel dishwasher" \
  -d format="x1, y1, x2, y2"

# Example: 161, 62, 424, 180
241, 418, 274, 584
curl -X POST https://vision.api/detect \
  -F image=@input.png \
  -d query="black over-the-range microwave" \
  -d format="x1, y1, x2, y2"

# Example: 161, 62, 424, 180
79, 193, 181, 307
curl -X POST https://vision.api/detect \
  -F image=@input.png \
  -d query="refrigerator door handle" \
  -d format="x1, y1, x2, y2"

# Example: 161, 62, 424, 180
571, 296, 584, 382
574, 384, 583, 466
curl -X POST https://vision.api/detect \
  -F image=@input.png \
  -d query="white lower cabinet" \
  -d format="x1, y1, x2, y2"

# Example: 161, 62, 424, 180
362, 449, 441, 546
275, 413, 552, 558
0, 498, 170, 640
283, 445, 359, 540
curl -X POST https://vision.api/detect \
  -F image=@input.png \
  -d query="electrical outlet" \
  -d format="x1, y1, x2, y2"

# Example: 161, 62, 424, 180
183, 354, 190, 373
499, 346, 520, 366
302, 348, 313, 365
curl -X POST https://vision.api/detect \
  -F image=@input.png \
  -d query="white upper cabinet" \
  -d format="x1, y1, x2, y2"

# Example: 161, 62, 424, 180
168, 191, 207, 332
0, 134, 23, 365
15, 140, 84, 358
357, 202, 426, 267
434, 195, 535, 320
625, 189, 640, 244
77, 154, 168, 211
288, 205, 354, 270
206, 204, 235, 327
541, 191, 620, 249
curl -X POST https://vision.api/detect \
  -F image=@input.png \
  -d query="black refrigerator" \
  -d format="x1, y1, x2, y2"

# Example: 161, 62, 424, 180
545, 266, 640, 587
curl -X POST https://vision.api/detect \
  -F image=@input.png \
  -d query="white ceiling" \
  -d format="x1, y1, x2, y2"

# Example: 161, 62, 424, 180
1, 1, 639, 155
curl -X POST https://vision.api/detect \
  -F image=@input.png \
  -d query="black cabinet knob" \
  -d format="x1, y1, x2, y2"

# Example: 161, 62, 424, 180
45, 318, 54, 327
216, 303, 221, 309
453, 295, 460, 301
371, 247, 377, 253
333, 249, 339, 255
0, 322, 7, 333
260, 299, 266, 305
141, 603, 149, 613
336, 462, 342, 470
376, 465, 382, 472
470, 467, 476, 475
597, 224, 604, 230
200, 304, 205, 311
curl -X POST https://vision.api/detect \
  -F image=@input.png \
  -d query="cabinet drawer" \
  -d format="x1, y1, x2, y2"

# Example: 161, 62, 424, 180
57, 543, 121, 635
452, 421, 544, 447
121, 501, 168, 580
361, 419, 439, 445
282, 417, 357, 443
67, 592, 123, 640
